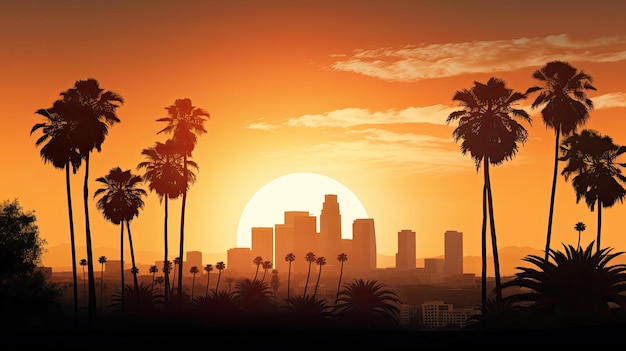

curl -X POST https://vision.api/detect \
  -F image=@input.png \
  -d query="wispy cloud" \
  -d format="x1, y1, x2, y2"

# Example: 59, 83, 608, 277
329, 34, 626, 82
593, 92, 626, 109
247, 120, 277, 132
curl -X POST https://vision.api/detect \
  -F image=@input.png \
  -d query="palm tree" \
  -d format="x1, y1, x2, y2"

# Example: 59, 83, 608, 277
155, 276, 165, 292
527, 61, 596, 262
270, 269, 280, 302
156, 98, 210, 301
30, 107, 82, 322
313, 256, 326, 299
163, 260, 172, 295
80, 258, 88, 305
98, 255, 107, 313
172, 256, 181, 296
232, 278, 274, 317
94, 167, 147, 295
446, 77, 532, 308
261, 260, 272, 282
303, 252, 316, 297
189, 266, 199, 300
334, 279, 403, 329
204, 264, 213, 296
149, 265, 159, 292
501, 242, 626, 329
282, 295, 334, 328
285, 253, 295, 301
52, 78, 124, 328
137, 139, 196, 306
574, 222, 587, 250
224, 276, 234, 292
336, 253, 348, 305
252, 256, 264, 281
215, 261, 226, 294
560, 129, 626, 252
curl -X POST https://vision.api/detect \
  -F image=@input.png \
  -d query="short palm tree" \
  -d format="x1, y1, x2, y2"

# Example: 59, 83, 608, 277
80, 258, 88, 304
560, 129, 626, 252
270, 269, 280, 301
204, 264, 213, 296
232, 278, 274, 317
156, 98, 210, 301
574, 222, 586, 250
94, 167, 147, 296
252, 256, 264, 281
155, 276, 165, 292
137, 139, 196, 306
189, 266, 199, 300
447, 77, 532, 308
336, 253, 348, 305
502, 242, 626, 328
303, 252, 316, 297
149, 265, 159, 292
334, 279, 402, 329
281, 294, 334, 328
526, 61, 596, 262
261, 260, 272, 282
285, 253, 296, 301
313, 256, 327, 299
172, 257, 181, 296
30, 107, 82, 322
215, 261, 226, 294
98, 256, 107, 313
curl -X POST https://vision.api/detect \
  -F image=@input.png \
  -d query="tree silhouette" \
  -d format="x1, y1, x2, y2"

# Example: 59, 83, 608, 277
253, 256, 264, 281
98, 256, 107, 314
30, 107, 82, 322
447, 77, 532, 309
156, 98, 210, 303
215, 261, 226, 294
560, 129, 626, 252
574, 222, 586, 251
149, 265, 159, 292
204, 264, 213, 296
189, 266, 199, 300
285, 253, 296, 301
313, 256, 326, 299
261, 260, 272, 282
526, 61, 596, 262
80, 258, 88, 304
303, 252, 316, 297
334, 279, 402, 329
336, 253, 348, 305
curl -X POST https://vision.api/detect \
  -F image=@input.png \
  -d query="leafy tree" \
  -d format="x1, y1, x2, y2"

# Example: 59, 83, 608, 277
0, 199, 62, 328
447, 77, 532, 307
30, 107, 82, 321
334, 279, 402, 330
232, 278, 274, 318
281, 294, 334, 328
527, 61, 596, 262
560, 129, 626, 252
156, 98, 210, 301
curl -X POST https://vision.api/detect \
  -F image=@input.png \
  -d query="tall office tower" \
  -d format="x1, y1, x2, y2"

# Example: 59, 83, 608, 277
284, 211, 310, 226
185, 251, 203, 276
292, 213, 318, 274
396, 229, 416, 269
444, 230, 463, 276
251, 227, 274, 266
227, 247, 252, 274
274, 223, 294, 273
320, 194, 342, 266
352, 218, 377, 271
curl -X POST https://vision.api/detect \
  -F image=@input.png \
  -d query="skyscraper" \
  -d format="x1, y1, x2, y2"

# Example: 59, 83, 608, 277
352, 218, 377, 271
274, 223, 294, 273
251, 227, 274, 266
444, 230, 463, 276
320, 194, 342, 264
396, 229, 416, 269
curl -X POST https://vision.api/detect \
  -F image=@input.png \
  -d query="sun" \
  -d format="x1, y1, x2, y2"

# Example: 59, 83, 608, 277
236, 172, 369, 248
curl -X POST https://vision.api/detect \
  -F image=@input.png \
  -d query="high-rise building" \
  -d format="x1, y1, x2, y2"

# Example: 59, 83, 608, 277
444, 230, 463, 276
227, 247, 253, 274
292, 213, 318, 274
274, 223, 294, 273
185, 251, 202, 276
320, 194, 342, 266
251, 227, 274, 266
396, 229, 416, 269
352, 218, 377, 271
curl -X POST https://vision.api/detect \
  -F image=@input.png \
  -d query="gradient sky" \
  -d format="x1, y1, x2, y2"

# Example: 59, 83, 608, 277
3, 0, 626, 270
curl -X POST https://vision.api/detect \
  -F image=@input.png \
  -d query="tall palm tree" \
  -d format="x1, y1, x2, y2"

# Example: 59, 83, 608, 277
336, 253, 348, 305
80, 258, 88, 305
149, 265, 159, 292
189, 266, 199, 300
204, 264, 213, 296
98, 255, 107, 314
285, 253, 295, 301
253, 256, 264, 281
446, 77, 532, 308
313, 256, 326, 299
303, 252, 316, 297
172, 256, 181, 296
527, 61, 596, 262
162, 260, 172, 295
51, 78, 124, 328
560, 129, 626, 252
156, 98, 210, 301
137, 139, 196, 306
261, 260, 272, 282
215, 261, 226, 294
30, 107, 82, 322
574, 222, 586, 250
94, 167, 147, 295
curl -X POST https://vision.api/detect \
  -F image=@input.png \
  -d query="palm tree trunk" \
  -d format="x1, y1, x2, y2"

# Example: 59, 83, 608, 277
215, 271, 222, 294
336, 261, 344, 305
481, 170, 488, 315
596, 202, 602, 253
82, 154, 98, 329
205, 272, 210, 296
177, 156, 188, 305
304, 262, 312, 297
544, 130, 561, 262
485, 161, 502, 303
119, 223, 124, 309
126, 220, 139, 291
287, 262, 292, 301
64, 164, 79, 323
313, 266, 322, 299
163, 197, 169, 308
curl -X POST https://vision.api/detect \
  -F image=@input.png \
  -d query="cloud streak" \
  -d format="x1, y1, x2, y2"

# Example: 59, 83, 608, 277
329, 34, 626, 82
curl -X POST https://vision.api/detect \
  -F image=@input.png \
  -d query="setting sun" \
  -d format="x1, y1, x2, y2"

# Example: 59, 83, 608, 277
236, 172, 368, 248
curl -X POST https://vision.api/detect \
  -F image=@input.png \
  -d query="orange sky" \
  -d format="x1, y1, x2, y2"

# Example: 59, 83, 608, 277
3, 0, 626, 271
